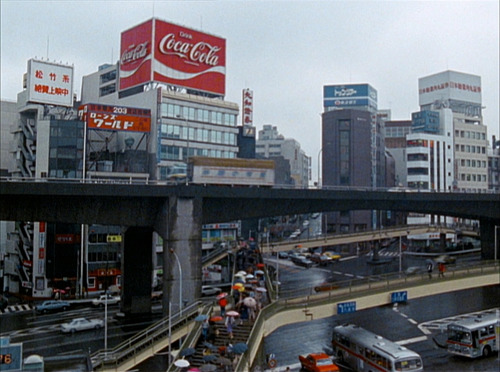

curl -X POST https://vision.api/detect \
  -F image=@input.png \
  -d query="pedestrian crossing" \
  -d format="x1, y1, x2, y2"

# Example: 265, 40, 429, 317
0, 304, 34, 315
366, 249, 400, 257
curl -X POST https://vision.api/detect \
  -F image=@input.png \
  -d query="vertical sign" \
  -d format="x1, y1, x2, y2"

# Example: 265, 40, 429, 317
242, 88, 253, 125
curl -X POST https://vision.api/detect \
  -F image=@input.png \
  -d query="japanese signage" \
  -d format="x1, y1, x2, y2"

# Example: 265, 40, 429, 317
0, 341, 22, 371
391, 291, 408, 303
79, 104, 151, 132
27, 59, 74, 107
418, 70, 482, 106
119, 18, 226, 95
324, 84, 377, 110
337, 301, 356, 314
242, 88, 254, 125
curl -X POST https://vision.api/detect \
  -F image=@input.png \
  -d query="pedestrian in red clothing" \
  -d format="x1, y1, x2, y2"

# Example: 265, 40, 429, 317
218, 296, 228, 316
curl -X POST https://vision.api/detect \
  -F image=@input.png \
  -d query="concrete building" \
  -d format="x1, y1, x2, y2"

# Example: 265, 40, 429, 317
487, 136, 500, 192
255, 124, 310, 188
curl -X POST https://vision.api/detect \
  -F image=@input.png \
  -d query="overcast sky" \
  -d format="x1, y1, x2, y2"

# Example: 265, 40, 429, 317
1, 0, 499, 180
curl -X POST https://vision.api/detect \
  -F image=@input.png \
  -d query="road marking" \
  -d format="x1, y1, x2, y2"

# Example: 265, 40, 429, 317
396, 335, 428, 345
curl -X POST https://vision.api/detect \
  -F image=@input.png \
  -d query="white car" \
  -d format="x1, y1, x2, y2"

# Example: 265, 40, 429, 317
61, 317, 104, 333
201, 285, 222, 296
92, 294, 120, 307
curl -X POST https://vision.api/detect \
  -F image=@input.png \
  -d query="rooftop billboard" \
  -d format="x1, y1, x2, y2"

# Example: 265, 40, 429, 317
323, 83, 377, 110
78, 103, 151, 133
418, 70, 481, 106
26, 59, 74, 107
119, 18, 226, 96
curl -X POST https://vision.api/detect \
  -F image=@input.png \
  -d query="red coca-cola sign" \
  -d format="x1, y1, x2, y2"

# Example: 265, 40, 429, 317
119, 18, 226, 95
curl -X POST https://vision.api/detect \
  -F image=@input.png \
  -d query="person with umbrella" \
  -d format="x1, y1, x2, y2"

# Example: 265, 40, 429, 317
426, 259, 433, 279
225, 313, 235, 339
217, 293, 228, 317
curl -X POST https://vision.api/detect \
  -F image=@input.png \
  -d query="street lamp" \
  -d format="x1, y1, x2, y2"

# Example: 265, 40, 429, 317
171, 249, 183, 317
317, 148, 323, 188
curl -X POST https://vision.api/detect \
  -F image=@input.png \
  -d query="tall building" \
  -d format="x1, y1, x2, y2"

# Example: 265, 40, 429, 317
487, 136, 500, 192
255, 125, 310, 187
418, 70, 488, 192
322, 83, 386, 232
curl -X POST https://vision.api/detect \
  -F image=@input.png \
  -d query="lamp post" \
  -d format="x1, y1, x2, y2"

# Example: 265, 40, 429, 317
171, 249, 183, 317
317, 148, 323, 188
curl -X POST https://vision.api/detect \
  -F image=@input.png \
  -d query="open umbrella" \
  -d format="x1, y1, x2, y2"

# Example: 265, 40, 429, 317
174, 359, 191, 368
243, 296, 257, 308
199, 364, 216, 372
256, 263, 265, 268
195, 314, 208, 322
188, 368, 201, 372
202, 354, 218, 363
232, 342, 248, 354
179, 347, 196, 357
216, 356, 232, 366
203, 341, 217, 350
245, 274, 255, 279
209, 315, 224, 323
236, 270, 247, 276
216, 292, 228, 300
255, 287, 267, 292
226, 310, 239, 317
254, 270, 265, 275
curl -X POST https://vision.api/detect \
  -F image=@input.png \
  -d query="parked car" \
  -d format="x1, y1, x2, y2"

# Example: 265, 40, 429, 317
310, 253, 332, 266
61, 317, 104, 333
435, 255, 456, 264
299, 352, 339, 372
314, 282, 339, 292
92, 294, 120, 307
201, 285, 222, 296
405, 266, 425, 275
291, 255, 313, 268
278, 251, 289, 259
35, 300, 70, 314
322, 251, 341, 261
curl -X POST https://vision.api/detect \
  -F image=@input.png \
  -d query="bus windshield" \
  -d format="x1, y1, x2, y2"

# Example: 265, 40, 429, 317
395, 358, 423, 371
448, 327, 472, 344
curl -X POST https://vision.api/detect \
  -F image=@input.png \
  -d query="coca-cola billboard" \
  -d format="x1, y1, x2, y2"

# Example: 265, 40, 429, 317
119, 18, 226, 95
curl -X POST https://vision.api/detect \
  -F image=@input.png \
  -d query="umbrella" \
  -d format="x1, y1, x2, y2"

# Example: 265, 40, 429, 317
188, 369, 201, 372
256, 263, 265, 268
234, 277, 245, 284
203, 341, 217, 350
243, 297, 257, 308
245, 274, 255, 279
203, 354, 218, 362
199, 364, 216, 372
195, 314, 208, 322
232, 343, 248, 354
216, 292, 228, 299
179, 347, 196, 357
236, 270, 247, 276
238, 286, 246, 292
255, 287, 267, 292
174, 359, 191, 368
209, 315, 223, 322
255, 270, 265, 275
226, 310, 239, 317
216, 356, 232, 366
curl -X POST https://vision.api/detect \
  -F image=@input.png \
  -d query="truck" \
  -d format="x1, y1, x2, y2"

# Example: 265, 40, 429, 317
178, 157, 275, 186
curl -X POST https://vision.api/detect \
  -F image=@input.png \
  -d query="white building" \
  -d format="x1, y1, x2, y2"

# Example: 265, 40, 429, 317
255, 125, 310, 187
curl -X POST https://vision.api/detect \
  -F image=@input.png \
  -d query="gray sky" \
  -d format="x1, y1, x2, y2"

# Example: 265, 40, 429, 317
1, 0, 499, 180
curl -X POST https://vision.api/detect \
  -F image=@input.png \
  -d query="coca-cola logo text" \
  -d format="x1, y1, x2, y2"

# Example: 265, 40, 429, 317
159, 33, 221, 67
121, 42, 149, 64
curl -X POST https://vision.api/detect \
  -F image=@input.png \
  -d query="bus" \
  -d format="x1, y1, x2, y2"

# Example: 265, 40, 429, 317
332, 324, 423, 372
446, 312, 498, 358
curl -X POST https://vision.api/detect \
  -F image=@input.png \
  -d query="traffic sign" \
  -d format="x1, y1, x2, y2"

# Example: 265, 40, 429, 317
391, 291, 408, 303
0, 343, 22, 371
337, 301, 356, 314
106, 235, 122, 243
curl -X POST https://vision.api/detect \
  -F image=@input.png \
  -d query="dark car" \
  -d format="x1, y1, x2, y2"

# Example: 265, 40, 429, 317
35, 300, 70, 314
310, 253, 332, 266
278, 251, 289, 259
291, 255, 313, 268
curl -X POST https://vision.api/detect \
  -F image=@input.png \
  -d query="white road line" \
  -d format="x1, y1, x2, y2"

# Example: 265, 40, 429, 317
396, 335, 428, 345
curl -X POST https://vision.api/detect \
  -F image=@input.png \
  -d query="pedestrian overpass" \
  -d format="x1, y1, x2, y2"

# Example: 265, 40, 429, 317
90, 260, 499, 371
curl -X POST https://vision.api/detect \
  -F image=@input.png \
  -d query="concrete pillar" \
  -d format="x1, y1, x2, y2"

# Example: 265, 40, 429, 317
161, 196, 202, 316
480, 218, 497, 260
121, 226, 153, 316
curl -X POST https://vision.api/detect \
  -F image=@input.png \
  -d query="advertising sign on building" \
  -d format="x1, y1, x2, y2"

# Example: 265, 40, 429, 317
119, 18, 226, 95
78, 104, 151, 132
242, 88, 254, 125
323, 83, 377, 110
418, 70, 482, 106
26, 59, 74, 107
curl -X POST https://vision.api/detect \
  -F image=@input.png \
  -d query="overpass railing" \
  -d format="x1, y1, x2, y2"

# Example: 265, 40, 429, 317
91, 302, 210, 371
235, 260, 500, 370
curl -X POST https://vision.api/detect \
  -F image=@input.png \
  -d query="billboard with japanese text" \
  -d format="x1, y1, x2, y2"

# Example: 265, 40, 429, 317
119, 18, 226, 96
27, 59, 74, 107
78, 104, 151, 132
418, 70, 481, 106
324, 83, 377, 110
242, 88, 253, 125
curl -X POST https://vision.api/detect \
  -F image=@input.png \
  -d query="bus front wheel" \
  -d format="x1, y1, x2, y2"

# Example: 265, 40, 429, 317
482, 346, 491, 357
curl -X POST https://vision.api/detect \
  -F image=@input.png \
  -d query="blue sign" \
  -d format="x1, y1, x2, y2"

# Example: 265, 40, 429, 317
0, 343, 22, 371
337, 301, 356, 314
324, 83, 377, 110
391, 291, 408, 303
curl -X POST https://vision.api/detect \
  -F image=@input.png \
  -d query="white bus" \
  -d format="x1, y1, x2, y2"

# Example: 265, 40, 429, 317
446, 312, 498, 358
332, 324, 423, 372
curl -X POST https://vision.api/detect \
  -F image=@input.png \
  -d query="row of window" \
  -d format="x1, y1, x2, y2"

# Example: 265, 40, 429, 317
460, 174, 487, 182
88, 251, 119, 263
160, 124, 237, 145
460, 159, 487, 168
158, 145, 237, 162
455, 130, 486, 140
455, 144, 486, 154
386, 127, 411, 138
161, 103, 237, 126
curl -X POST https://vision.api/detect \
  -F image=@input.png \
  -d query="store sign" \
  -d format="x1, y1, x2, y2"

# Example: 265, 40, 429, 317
119, 18, 226, 95
418, 71, 481, 106
324, 84, 377, 109
242, 88, 253, 125
26, 59, 74, 107
79, 104, 151, 133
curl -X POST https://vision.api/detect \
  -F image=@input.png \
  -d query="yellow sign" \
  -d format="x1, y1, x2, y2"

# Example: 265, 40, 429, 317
107, 235, 122, 243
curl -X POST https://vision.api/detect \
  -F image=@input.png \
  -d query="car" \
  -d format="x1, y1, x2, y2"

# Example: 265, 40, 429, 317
405, 266, 425, 275
310, 253, 332, 266
278, 251, 289, 259
92, 294, 120, 307
35, 300, 70, 314
322, 251, 341, 261
299, 352, 339, 372
435, 255, 456, 264
314, 282, 339, 292
291, 255, 313, 268
201, 285, 222, 297
303, 220, 310, 227
61, 317, 104, 333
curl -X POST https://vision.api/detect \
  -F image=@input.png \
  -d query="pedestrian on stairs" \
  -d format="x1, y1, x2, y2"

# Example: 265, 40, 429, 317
225, 315, 234, 339
218, 295, 228, 317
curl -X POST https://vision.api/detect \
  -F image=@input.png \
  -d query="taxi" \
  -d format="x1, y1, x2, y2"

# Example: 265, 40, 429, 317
298, 352, 339, 372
